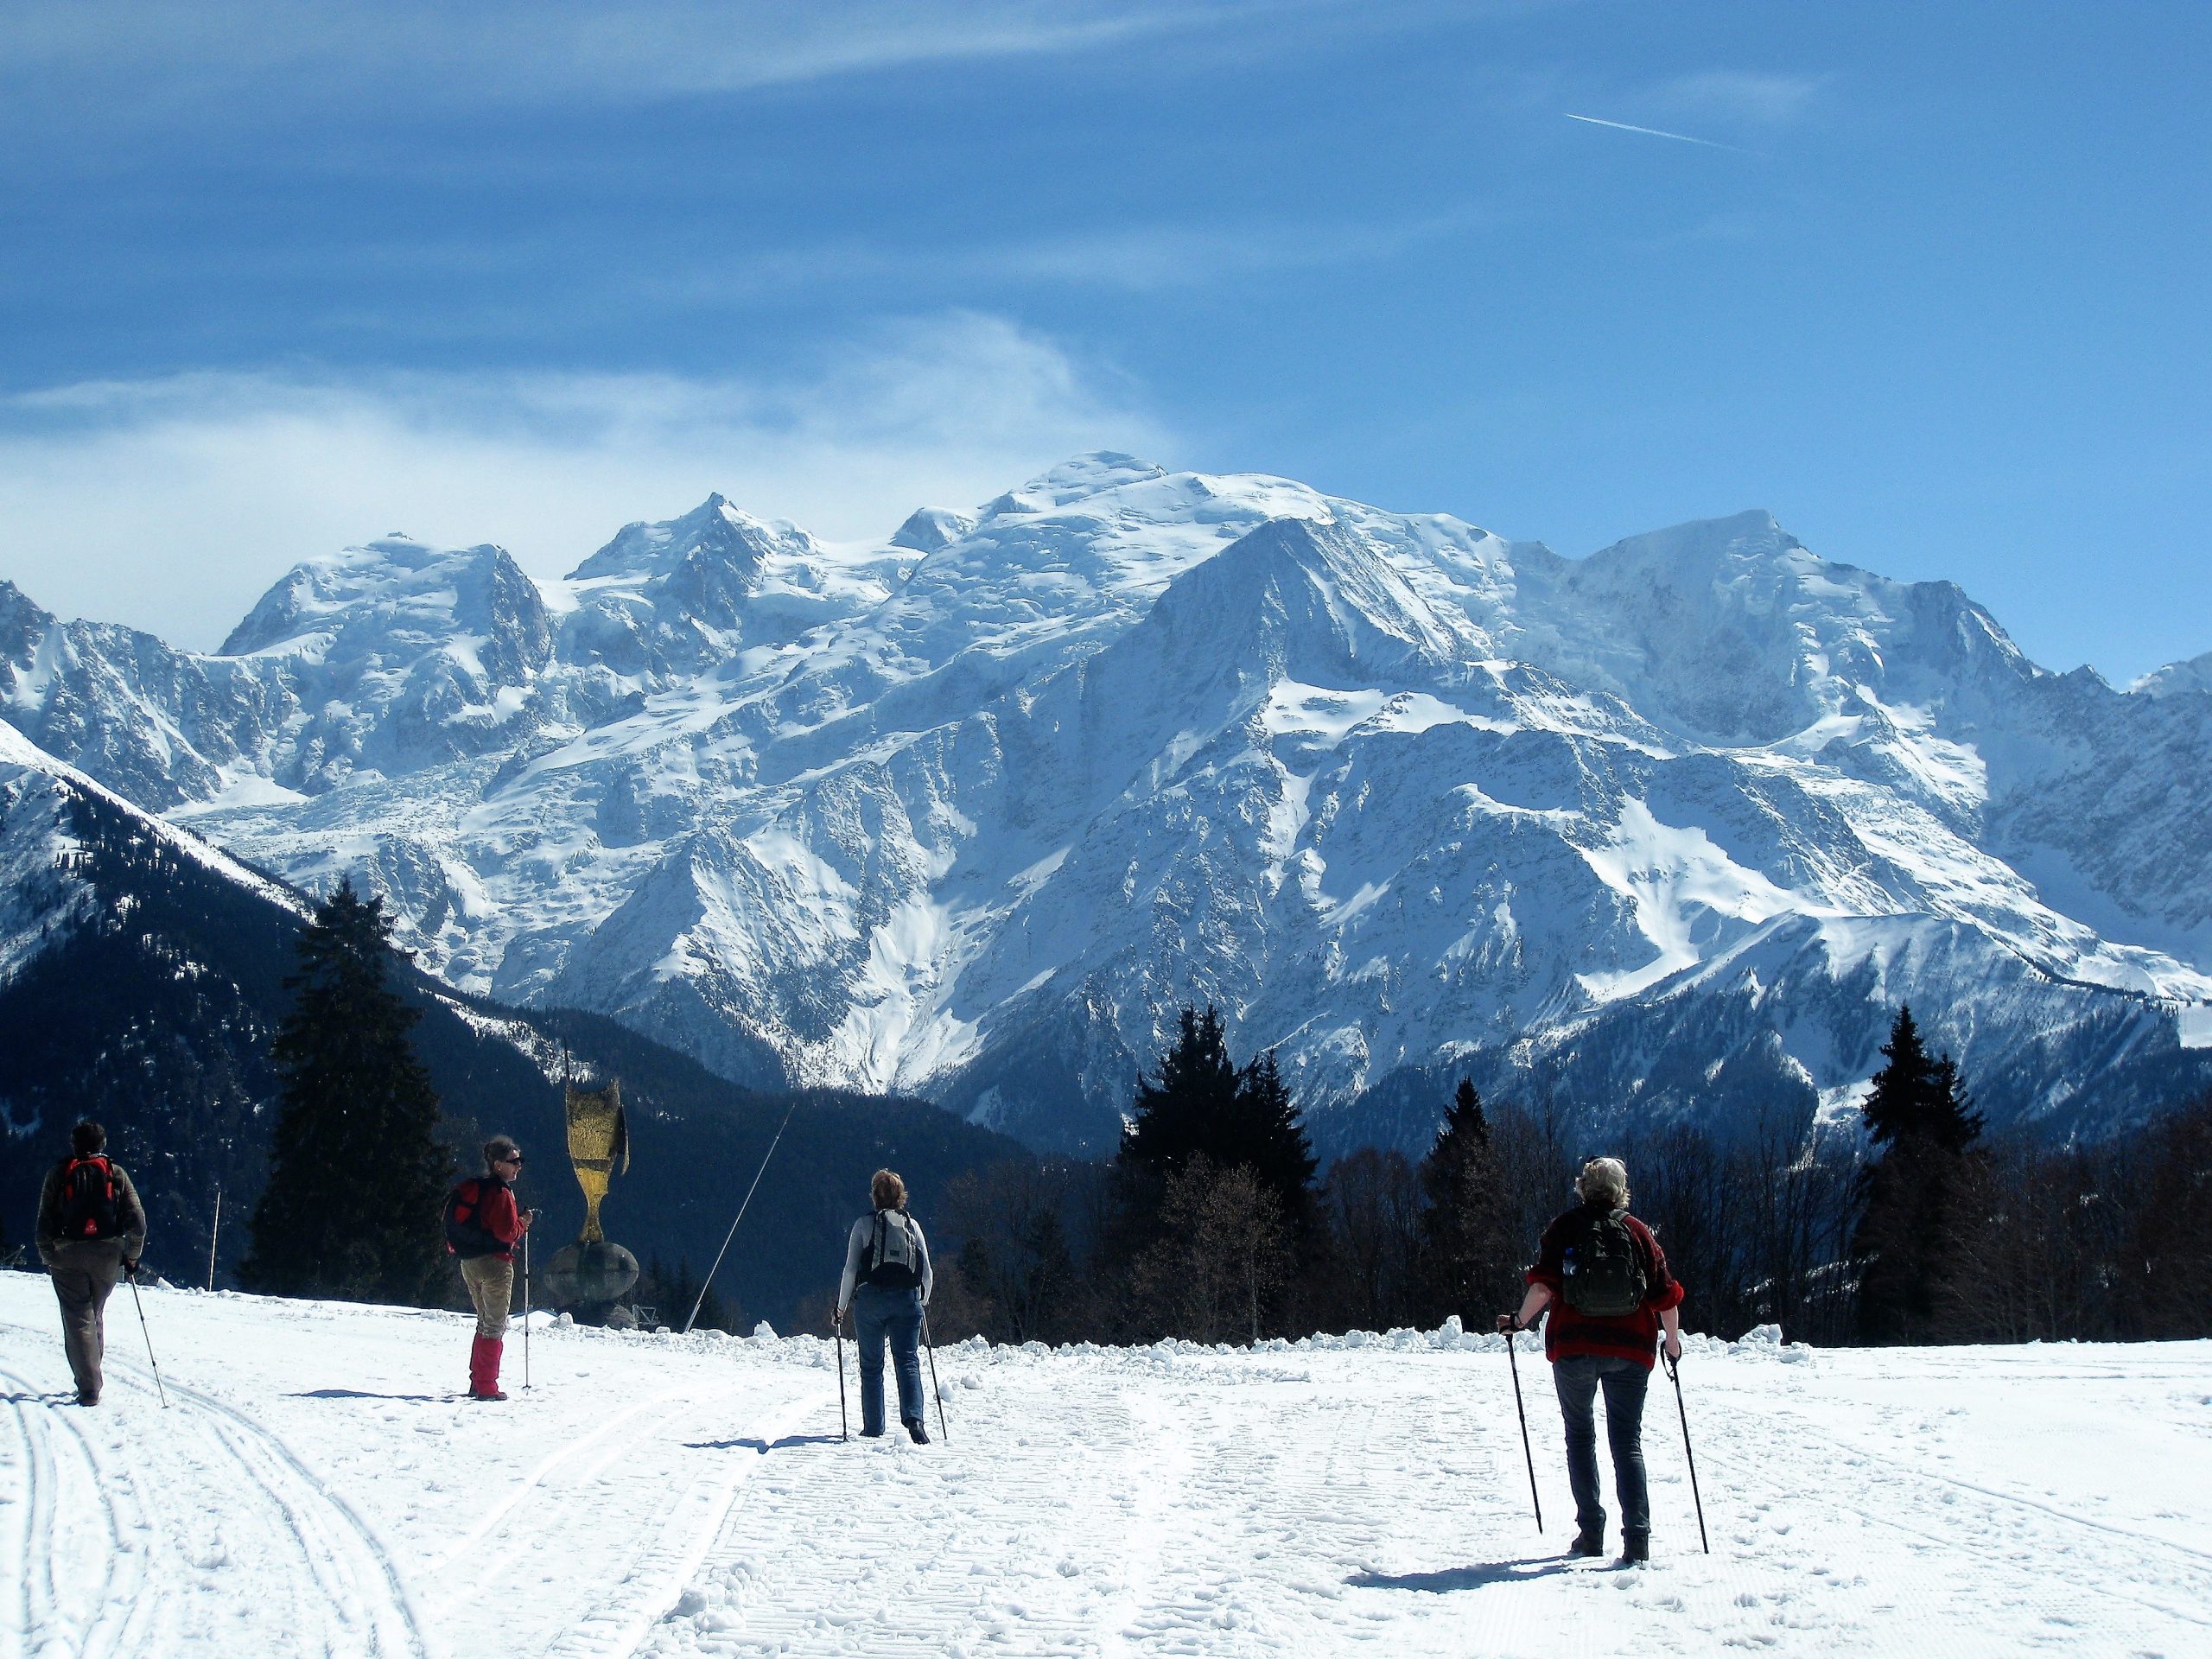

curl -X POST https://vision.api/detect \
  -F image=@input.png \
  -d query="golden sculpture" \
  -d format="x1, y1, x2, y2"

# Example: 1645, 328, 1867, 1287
563, 1079, 630, 1244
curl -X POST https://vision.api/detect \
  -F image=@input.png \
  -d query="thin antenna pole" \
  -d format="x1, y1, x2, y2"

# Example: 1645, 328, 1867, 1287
206, 1185, 222, 1292
683, 1098, 799, 1334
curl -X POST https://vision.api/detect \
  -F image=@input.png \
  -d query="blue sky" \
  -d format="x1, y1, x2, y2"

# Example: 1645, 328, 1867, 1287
0, 1, 2205, 681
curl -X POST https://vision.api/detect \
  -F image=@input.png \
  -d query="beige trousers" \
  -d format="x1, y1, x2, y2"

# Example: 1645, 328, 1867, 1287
461, 1255, 514, 1339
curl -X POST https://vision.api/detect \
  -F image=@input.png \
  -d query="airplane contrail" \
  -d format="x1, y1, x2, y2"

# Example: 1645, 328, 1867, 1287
1565, 112, 1738, 151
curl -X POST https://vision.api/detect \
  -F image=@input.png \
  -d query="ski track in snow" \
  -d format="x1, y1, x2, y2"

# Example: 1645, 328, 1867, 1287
4, 1280, 2211, 1658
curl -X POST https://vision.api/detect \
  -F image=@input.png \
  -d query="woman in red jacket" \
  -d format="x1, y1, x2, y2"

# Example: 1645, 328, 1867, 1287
446, 1136, 535, 1402
1498, 1157, 1684, 1564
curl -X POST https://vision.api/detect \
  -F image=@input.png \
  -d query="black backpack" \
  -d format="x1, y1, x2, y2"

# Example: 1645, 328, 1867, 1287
443, 1178, 505, 1260
861, 1209, 924, 1290
57, 1157, 123, 1241
1561, 1206, 1648, 1319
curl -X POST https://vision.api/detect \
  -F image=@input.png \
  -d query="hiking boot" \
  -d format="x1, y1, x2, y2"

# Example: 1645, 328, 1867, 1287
468, 1387, 509, 1402
76, 1389, 99, 1408
859, 1426, 886, 1438
1620, 1531, 1649, 1565
905, 1418, 931, 1445
1567, 1527, 1604, 1558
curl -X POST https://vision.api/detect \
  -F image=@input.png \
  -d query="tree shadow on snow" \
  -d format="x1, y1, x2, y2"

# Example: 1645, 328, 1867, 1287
1348, 1557, 1610, 1592
683, 1433, 848, 1453
289, 1388, 443, 1402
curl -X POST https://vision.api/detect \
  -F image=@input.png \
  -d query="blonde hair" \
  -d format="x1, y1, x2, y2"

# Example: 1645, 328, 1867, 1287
1575, 1157, 1630, 1210
871, 1168, 906, 1211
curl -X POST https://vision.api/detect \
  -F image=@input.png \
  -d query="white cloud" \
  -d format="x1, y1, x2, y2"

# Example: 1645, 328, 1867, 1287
0, 315, 1173, 651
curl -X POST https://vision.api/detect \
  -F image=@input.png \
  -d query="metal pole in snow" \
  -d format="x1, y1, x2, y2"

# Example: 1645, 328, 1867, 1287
206, 1185, 221, 1292
684, 1097, 799, 1334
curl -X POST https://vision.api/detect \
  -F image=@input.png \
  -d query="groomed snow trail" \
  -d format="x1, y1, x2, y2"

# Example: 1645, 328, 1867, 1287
4, 1278, 2209, 1658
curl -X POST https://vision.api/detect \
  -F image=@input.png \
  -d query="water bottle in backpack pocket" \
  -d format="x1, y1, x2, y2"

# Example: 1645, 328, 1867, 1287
1561, 1206, 1648, 1318
862, 1210, 924, 1290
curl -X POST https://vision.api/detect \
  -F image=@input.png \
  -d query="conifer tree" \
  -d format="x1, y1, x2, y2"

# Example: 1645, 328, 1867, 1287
241, 880, 452, 1305
1120, 1005, 1243, 1175
1414, 1078, 1516, 1324
1852, 1005, 1985, 1343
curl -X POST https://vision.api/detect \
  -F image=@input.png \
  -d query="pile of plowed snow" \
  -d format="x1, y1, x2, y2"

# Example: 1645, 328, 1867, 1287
3, 1274, 2207, 1657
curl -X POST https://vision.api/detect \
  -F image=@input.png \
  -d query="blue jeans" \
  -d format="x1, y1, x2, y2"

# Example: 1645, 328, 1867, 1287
1552, 1354, 1651, 1537
852, 1283, 925, 1433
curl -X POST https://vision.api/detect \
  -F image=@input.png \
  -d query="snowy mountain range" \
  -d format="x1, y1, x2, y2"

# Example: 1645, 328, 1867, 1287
6, 454, 2211, 1154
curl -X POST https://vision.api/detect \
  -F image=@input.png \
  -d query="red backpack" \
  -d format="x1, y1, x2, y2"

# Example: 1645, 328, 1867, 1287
57, 1157, 123, 1240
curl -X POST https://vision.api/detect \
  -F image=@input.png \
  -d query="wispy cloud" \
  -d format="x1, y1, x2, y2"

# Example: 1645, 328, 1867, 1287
1564, 112, 1741, 152
0, 315, 1172, 650
1649, 70, 1823, 128
636, 208, 1485, 305
0, 0, 1386, 127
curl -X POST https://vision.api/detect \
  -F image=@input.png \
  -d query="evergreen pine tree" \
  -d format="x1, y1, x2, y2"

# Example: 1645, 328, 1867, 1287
1414, 1078, 1516, 1324
1228, 1048, 1319, 1219
1121, 1006, 1243, 1175
1853, 1005, 1986, 1343
240, 880, 453, 1306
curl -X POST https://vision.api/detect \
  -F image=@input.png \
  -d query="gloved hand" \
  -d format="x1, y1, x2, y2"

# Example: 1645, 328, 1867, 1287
124, 1260, 140, 1279
1494, 1313, 1519, 1333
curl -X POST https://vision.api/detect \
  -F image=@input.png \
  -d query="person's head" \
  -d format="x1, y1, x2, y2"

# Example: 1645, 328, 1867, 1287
71, 1121, 105, 1158
870, 1168, 906, 1211
484, 1135, 524, 1179
1575, 1156, 1630, 1211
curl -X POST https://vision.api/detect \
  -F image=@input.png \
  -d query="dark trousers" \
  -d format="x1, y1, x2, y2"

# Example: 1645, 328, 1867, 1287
852, 1283, 925, 1433
1552, 1353, 1651, 1538
43, 1241, 126, 1402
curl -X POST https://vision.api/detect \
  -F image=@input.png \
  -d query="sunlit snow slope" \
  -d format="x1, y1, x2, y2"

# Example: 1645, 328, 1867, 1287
3, 1275, 2209, 1657
6, 455, 2212, 1151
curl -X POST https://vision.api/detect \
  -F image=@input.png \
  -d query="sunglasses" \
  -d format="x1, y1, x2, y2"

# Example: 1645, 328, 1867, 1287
498, 1154, 525, 1166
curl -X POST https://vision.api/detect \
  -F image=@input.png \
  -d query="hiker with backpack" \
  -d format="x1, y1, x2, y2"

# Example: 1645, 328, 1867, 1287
835, 1168, 935, 1442
443, 1135, 536, 1402
1497, 1157, 1684, 1564
35, 1122, 149, 1407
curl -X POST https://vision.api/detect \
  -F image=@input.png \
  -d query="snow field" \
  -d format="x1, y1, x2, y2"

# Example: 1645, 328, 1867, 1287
3, 1275, 2209, 1657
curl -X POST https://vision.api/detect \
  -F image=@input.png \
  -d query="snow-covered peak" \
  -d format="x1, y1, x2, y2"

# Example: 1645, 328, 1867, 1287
1002, 451, 1169, 510
890, 505, 978, 554
2136, 648, 2212, 701
568, 493, 811, 587
220, 536, 545, 661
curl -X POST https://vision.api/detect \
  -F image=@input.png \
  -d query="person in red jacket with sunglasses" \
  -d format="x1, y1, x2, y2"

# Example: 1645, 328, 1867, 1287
443, 1136, 535, 1402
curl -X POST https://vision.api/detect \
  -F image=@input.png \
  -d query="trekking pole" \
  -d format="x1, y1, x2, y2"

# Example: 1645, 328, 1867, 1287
1663, 1350, 1709, 1554
125, 1268, 168, 1409
834, 1307, 849, 1442
1503, 1323, 1541, 1531
921, 1309, 947, 1445
522, 1230, 535, 1397
685, 1098, 799, 1334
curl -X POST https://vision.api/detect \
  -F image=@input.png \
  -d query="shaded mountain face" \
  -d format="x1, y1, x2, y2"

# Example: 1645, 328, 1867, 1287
0, 725, 1026, 1325
6, 458, 2212, 1154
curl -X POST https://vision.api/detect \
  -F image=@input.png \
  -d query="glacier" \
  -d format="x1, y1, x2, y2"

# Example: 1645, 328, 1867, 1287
5, 454, 2211, 1154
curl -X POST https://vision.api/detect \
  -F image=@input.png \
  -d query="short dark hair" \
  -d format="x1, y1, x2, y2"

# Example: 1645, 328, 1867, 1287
72, 1121, 106, 1157
483, 1135, 521, 1171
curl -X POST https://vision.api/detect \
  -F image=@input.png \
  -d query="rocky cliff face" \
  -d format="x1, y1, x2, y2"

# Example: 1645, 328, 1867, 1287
7, 457, 2210, 1151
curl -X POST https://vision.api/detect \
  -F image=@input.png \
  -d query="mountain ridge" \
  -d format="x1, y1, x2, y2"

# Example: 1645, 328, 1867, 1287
6, 454, 2211, 1154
